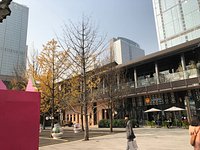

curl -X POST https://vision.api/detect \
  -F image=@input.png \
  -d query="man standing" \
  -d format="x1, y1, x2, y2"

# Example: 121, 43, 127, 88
125, 115, 137, 150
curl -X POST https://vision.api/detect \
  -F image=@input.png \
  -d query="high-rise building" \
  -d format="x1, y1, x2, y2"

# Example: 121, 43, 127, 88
109, 37, 145, 64
152, 0, 200, 50
0, 2, 29, 80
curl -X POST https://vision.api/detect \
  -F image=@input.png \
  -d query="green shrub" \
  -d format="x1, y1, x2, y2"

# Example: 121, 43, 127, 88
147, 121, 156, 127
113, 119, 125, 128
98, 119, 110, 128
182, 120, 189, 129
162, 121, 168, 127
98, 119, 140, 128
130, 119, 139, 128
98, 119, 126, 128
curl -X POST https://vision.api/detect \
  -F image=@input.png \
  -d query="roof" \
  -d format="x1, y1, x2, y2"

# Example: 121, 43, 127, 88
116, 37, 140, 48
117, 37, 200, 69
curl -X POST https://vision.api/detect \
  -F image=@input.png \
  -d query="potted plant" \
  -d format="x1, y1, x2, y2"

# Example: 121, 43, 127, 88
73, 123, 81, 133
51, 123, 63, 139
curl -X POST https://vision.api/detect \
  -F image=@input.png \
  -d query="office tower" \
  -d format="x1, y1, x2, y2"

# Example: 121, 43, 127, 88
110, 37, 145, 65
0, 2, 29, 80
152, 0, 200, 50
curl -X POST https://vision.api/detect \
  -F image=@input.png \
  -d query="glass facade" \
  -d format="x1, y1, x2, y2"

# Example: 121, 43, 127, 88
0, 2, 28, 77
153, 0, 200, 50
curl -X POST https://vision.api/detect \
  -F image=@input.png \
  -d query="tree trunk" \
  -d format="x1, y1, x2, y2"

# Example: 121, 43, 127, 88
82, 20, 89, 141
81, 105, 84, 131
83, 102, 89, 140
109, 100, 113, 132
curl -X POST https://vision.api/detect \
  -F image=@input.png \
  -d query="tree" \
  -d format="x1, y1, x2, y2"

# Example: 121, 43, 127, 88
29, 39, 70, 129
96, 61, 119, 132
9, 66, 28, 90
94, 41, 130, 132
27, 46, 49, 129
59, 16, 105, 140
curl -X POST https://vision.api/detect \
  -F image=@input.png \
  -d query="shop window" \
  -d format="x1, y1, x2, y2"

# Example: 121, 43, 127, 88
132, 98, 136, 107
171, 92, 176, 103
164, 93, 169, 104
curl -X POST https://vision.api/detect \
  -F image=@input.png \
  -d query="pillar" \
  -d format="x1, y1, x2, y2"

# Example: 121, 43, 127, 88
155, 62, 160, 84
134, 69, 138, 88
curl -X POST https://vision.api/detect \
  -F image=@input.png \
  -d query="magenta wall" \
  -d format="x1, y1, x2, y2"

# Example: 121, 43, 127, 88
0, 90, 40, 150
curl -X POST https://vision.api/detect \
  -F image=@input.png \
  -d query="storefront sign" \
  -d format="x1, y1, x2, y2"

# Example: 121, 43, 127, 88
145, 98, 151, 104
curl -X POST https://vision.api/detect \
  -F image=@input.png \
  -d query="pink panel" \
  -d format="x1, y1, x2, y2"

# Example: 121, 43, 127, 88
0, 90, 40, 150
0, 80, 7, 90
26, 79, 36, 92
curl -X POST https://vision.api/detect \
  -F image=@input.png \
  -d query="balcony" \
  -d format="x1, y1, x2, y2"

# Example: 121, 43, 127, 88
94, 68, 200, 99
137, 77, 156, 88
159, 68, 199, 83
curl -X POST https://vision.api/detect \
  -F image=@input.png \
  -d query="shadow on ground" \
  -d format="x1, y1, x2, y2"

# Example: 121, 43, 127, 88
39, 127, 125, 147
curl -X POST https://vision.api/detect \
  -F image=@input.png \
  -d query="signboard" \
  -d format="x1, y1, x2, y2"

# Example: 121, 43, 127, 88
145, 98, 151, 104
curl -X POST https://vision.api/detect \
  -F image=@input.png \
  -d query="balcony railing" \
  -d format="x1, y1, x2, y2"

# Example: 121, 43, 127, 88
137, 77, 156, 88
93, 68, 200, 98
159, 68, 199, 83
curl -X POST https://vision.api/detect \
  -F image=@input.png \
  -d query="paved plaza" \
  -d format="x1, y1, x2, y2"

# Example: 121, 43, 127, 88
39, 127, 192, 150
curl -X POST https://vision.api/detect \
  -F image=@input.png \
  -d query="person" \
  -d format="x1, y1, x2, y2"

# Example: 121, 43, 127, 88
125, 115, 137, 150
189, 116, 200, 150
167, 117, 172, 128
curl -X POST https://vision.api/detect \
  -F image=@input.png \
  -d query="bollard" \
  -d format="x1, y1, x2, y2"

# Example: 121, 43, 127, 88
73, 123, 81, 133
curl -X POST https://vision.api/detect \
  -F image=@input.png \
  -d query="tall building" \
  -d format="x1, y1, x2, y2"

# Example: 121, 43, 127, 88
0, 2, 29, 80
152, 0, 200, 50
109, 37, 145, 64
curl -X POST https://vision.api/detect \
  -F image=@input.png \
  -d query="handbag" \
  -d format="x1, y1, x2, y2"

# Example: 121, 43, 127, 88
190, 127, 200, 146
132, 140, 138, 149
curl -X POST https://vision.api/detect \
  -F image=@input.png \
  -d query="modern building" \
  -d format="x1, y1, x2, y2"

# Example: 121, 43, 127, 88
152, 0, 200, 50
64, 37, 200, 126
109, 37, 145, 64
0, 2, 29, 81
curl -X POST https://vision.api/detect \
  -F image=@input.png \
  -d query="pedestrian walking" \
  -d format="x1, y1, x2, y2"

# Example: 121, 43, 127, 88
125, 115, 138, 150
189, 116, 200, 150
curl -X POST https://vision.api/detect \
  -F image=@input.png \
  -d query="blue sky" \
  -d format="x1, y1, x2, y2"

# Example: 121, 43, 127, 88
13, 0, 159, 55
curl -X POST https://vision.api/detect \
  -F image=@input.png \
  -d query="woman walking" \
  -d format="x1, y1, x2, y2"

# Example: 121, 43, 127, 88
189, 116, 200, 150
125, 115, 138, 150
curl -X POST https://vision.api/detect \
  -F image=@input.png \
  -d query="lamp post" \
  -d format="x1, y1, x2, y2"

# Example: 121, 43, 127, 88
46, 116, 54, 129
46, 116, 54, 121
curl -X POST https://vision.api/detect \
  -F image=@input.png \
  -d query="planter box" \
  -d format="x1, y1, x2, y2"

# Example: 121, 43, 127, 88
51, 132, 63, 139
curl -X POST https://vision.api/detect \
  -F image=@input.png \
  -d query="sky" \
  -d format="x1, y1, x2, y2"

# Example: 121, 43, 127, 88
13, 0, 159, 55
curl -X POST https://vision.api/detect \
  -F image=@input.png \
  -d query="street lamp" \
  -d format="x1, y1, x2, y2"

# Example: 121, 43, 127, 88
46, 116, 54, 121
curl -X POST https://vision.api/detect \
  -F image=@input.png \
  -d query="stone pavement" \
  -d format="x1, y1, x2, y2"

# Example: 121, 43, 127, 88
39, 127, 192, 150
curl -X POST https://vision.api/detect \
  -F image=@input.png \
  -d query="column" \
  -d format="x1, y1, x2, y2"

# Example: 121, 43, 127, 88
134, 68, 138, 88
155, 62, 160, 84
102, 78, 105, 94
181, 53, 187, 79
117, 73, 120, 89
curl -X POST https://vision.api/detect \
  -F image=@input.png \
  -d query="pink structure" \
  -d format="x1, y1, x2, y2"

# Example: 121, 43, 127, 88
0, 79, 7, 90
0, 90, 40, 150
26, 78, 37, 92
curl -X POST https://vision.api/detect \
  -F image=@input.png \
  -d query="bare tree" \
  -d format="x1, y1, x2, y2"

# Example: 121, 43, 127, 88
93, 41, 131, 132
95, 61, 120, 132
59, 16, 105, 141
9, 64, 28, 90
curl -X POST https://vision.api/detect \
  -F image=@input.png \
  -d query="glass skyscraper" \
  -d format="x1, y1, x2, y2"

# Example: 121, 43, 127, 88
0, 2, 29, 80
152, 0, 200, 50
